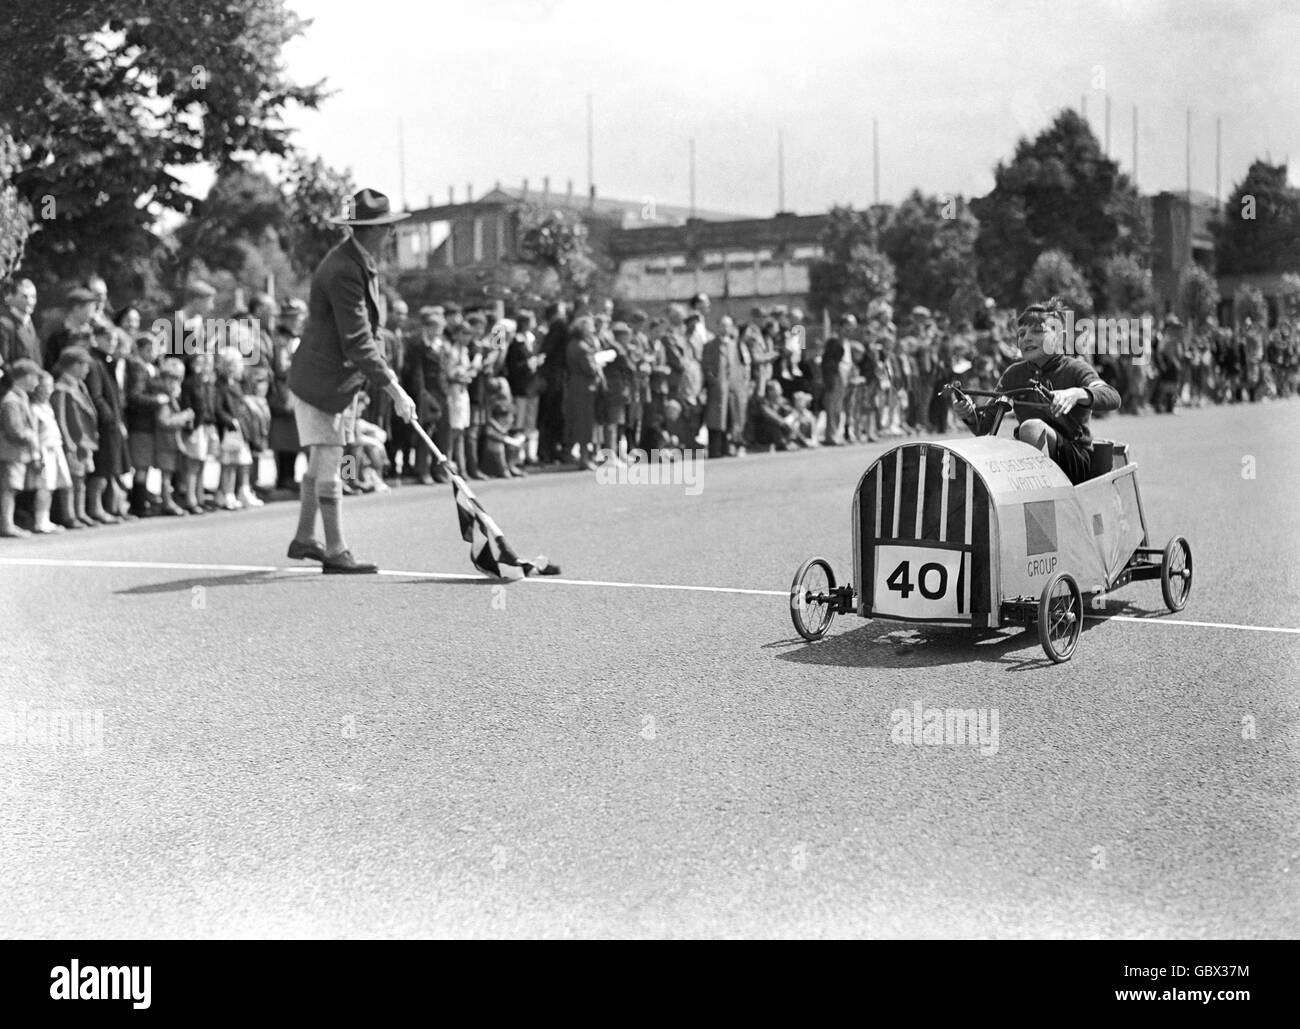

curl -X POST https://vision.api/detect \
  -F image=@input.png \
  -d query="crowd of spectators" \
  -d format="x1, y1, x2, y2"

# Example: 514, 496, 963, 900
1, 275, 1296, 538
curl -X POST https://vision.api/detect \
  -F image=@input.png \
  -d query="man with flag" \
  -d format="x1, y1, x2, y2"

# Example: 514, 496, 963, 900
286, 188, 417, 574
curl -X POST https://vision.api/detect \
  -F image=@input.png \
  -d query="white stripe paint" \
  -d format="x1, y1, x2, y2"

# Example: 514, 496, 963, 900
2, 557, 1299, 635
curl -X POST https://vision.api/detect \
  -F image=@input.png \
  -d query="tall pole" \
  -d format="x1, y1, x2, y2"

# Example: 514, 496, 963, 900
1186, 107, 1192, 198
1104, 94, 1111, 156
689, 138, 696, 218
586, 92, 594, 203
1215, 117, 1222, 204
778, 128, 785, 213
1132, 105, 1139, 186
398, 116, 407, 210
873, 117, 880, 206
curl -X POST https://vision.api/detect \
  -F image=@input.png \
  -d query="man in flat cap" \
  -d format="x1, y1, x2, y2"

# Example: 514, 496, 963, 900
286, 188, 416, 573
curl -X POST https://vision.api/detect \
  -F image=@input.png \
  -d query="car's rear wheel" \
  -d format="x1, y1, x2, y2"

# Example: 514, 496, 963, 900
1038, 572, 1082, 663
790, 557, 837, 641
1160, 535, 1192, 612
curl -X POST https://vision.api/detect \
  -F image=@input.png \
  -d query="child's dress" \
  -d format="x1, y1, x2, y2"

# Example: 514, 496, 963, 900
29, 399, 72, 492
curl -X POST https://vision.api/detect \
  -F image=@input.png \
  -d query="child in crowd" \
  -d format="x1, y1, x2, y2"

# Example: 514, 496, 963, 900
213, 347, 260, 509
242, 367, 272, 499
179, 351, 217, 514
0, 359, 41, 538
790, 391, 817, 447
125, 331, 166, 516
444, 328, 477, 477
51, 346, 99, 529
28, 371, 72, 533
154, 358, 194, 516
481, 377, 527, 478
350, 394, 391, 493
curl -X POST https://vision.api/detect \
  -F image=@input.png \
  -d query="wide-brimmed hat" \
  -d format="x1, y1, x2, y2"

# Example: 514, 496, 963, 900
329, 188, 410, 226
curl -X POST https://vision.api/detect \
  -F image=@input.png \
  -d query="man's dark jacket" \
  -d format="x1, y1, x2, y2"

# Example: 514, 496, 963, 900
289, 236, 397, 414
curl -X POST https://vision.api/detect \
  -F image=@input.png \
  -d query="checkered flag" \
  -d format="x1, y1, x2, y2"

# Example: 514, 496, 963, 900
408, 421, 557, 580
451, 474, 551, 580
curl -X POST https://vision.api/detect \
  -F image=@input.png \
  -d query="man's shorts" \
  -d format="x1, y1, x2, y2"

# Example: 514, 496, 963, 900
291, 391, 359, 448
128, 430, 156, 469
0, 459, 27, 491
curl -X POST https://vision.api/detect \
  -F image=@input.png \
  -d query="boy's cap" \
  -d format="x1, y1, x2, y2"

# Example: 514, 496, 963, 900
67, 286, 98, 304
159, 357, 186, 378
7, 358, 41, 379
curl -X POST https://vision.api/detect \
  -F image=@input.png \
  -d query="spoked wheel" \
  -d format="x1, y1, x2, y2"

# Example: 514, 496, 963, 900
1160, 535, 1193, 612
1038, 572, 1083, 663
790, 557, 837, 641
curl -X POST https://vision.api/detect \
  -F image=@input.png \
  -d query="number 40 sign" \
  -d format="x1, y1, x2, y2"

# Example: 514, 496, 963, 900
873, 545, 965, 620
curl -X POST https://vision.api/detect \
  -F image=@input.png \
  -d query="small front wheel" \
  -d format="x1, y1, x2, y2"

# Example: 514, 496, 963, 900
1160, 535, 1193, 612
1038, 572, 1083, 663
790, 557, 837, 641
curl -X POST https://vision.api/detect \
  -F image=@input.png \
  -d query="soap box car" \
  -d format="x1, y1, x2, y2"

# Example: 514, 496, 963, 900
788, 389, 1192, 662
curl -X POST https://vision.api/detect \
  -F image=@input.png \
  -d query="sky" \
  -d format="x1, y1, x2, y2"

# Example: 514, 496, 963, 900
271, 0, 1300, 216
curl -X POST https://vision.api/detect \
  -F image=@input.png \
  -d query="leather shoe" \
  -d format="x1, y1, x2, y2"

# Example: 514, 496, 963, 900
321, 549, 378, 574
287, 538, 327, 562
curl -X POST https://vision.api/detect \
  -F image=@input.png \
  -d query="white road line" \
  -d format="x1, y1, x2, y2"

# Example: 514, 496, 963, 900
2, 556, 1299, 635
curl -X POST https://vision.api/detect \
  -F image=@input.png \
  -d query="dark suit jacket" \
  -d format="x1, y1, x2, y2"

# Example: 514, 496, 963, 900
0, 311, 42, 373
288, 237, 397, 413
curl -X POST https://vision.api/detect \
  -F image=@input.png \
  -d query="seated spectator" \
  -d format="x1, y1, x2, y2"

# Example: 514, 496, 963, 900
749, 381, 805, 450
639, 398, 683, 456
0, 359, 41, 537
790, 391, 817, 446
481, 377, 526, 478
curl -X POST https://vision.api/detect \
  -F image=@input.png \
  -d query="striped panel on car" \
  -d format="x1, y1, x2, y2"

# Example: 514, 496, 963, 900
858, 445, 994, 616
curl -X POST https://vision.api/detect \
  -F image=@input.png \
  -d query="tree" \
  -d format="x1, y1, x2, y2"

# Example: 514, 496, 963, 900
1, 1, 325, 292
1233, 284, 1268, 328
808, 205, 896, 319
1022, 249, 1093, 313
281, 151, 355, 279
517, 204, 604, 301
1176, 265, 1219, 327
1277, 272, 1300, 319
0, 131, 33, 280
972, 109, 1149, 309
1103, 254, 1154, 313
1214, 160, 1300, 274
879, 190, 981, 322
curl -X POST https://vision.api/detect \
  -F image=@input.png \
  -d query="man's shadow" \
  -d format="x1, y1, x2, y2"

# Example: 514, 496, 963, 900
115, 569, 322, 596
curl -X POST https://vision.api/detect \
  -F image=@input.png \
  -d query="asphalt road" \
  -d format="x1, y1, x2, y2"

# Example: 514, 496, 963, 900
2, 400, 1298, 938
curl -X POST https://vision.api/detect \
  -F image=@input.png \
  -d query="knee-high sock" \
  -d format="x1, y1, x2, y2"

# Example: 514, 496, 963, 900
316, 478, 346, 553
295, 474, 319, 541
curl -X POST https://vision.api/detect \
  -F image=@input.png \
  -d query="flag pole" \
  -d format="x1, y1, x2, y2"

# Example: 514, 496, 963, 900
407, 419, 450, 470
